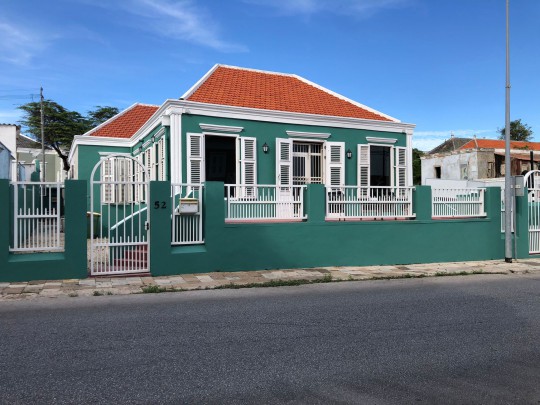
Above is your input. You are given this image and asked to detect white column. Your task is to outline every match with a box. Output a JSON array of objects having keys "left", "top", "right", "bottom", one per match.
[
  {"left": 406, "top": 129, "right": 414, "bottom": 186},
  {"left": 168, "top": 113, "right": 182, "bottom": 184}
]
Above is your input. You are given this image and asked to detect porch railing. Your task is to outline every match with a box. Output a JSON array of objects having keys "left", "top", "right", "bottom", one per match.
[
  {"left": 225, "top": 184, "right": 307, "bottom": 221},
  {"left": 326, "top": 186, "right": 415, "bottom": 220},
  {"left": 432, "top": 188, "right": 486, "bottom": 218},
  {"left": 171, "top": 183, "right": 204, "bottom": 245},
  {"left": 10, "top": 181, "right": 64, "bottom": 252}
]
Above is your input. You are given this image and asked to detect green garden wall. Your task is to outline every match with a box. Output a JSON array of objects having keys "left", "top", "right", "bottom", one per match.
[
  {"left": 149, "top": 182, "right": 523, "bottom": 276},
  {"left": 0, "top": 179, "right": 87, "bottom": 282}
]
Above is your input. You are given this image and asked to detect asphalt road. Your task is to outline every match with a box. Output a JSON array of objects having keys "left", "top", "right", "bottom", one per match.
[{"left": 1, "top": 274, "right": 539, "bottom": 404}]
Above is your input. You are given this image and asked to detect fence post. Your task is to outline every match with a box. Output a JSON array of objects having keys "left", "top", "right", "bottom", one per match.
[
  {"left": 64, "top": 180, "right": 89, "bottom": 279},
  {"left": 149, "top": 181, "right": 172, "bottom": 275},
  {"left": 514, "top": 189, "right": 529, "bottom": 259},
  {"left": 413, "top": 185, "right": 432, "bottom": 221},
  {"left": 0, "top": 179, "right": 9, "bottom": 266}
]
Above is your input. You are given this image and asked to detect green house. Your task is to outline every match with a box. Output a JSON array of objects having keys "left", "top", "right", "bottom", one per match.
[{"left": 70, "top": 64, "right": 415, "bottom": 199}]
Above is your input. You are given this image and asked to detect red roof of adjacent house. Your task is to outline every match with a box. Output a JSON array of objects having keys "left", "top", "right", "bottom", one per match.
[
  {"left": 89, "top": 104, "right": 159, "bottom": 138},
  {"left": 185, "top": 65, "right": 395, "bottom": 122},
  {"left": 460, "top": 139, "right": 540, "bottom": 151}
]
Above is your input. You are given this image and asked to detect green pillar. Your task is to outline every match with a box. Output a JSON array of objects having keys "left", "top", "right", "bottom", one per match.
[
  {"left": 64, "top": 180, "right": 89, "bottom": 279},
  {"left": 413, "top": 186, "right": 432, "bottom": 221},
  {"left": 149, "top": 181, "right": 172, "bottom": 275},
  {"left": 0, "top": 179, "right": 9, "bottom": 266},
  {"left": 306, "top": 184, "right": 325, "bottom": 223}
]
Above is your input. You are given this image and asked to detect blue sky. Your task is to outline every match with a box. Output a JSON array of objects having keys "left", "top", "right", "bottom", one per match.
[{"left": 1, "top": 0, "right": 539, "bottom": 151}]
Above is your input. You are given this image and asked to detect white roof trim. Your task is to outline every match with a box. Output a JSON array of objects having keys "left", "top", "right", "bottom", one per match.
[
  {"left": 181, "top": 64, "right": 220, "bottom": 100},
  {"left": 199, "top": 123, "right": 244, "bottom": 133},
  {"left": 69, "top": 98, "right": 415, "bottom": 160},
  {"left": 366, "top": 137, "right": 398, "bottom": 144},
  {"left": 286, "top": 130, "right": 330, "bottom": 139}
]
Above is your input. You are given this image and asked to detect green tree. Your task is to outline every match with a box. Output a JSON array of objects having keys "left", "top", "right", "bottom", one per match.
[
  {"left": 18, "top": 101, "right": 118, "bottom": 172},
  {"left": 412, "top": 148, "right": 423, "bottom": 185},
  {"left": 87, "top": 106, "right": 119, "bottom": 127},
  {"left": 498, "top": 119, "right": 534, "bottom": 142}
]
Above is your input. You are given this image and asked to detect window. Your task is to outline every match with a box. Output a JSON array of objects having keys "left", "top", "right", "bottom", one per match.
[
  {"left": 292, "top": 142, "right": 323, "bottom": 185},
  {"left": 100, "top": 156, "right": 133, "bottom": 204},
  {"left": 435, "top": 166, "right": 441, "bottom": 179}
]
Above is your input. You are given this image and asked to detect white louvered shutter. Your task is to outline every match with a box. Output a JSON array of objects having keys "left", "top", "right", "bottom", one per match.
[
  {"left": 101, "top": 157, "right": 114, "bottom": 203},
  {"left": 276, "top": 138, "right": 293, "bottom": 189},
  {"left": 395, "top": 147, "right": 407, "bottom": 187},
  {"left": 145, "top": 148, "right": 153, "bottom": 181},
  {"left": 187, "top": 133, "right": 203, "bottom": 184},
  {"left": 357, "top": 144, "right": 370, "bottom": 198},
  {"left": 325, "top": 142, "right": 345, "bottom": 187},
  {"left": 158, "top": 137, "right": 166, "bottom": 181},
  {"left": 241, "top": 137, "right": 257, "bottom": 197}
]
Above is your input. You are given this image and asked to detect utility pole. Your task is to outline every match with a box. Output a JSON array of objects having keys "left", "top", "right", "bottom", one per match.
[
  {"left": 40, "top": 87, "right": 46, "bottom": 182},
  {"left": 504, "top": 0, "right": 512, "bottom": 262}
]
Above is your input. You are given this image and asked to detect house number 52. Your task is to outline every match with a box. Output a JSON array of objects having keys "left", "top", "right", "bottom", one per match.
[{"left": 154, "top": 201, "right": 167, "bottom": 209}]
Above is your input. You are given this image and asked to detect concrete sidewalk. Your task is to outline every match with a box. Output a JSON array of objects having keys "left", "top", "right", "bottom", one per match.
[{"left": 1, "top": 259, "right": 540, "bottom": 301}]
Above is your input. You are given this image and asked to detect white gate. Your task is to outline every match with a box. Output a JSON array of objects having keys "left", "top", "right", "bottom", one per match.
[
  {"left": 89, "top": 155, "right": 149, "bottom": 275},
  {"left": 524, "top": 170, "right": 540, "bottom": 254}
]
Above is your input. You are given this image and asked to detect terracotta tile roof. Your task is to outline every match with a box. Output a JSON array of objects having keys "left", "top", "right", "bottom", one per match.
[
  {"left": 185, "top": 65, "right": 395, "bottom": 122},
  {"left": 89, "top": 104, "right": 159, "bottom": 138},
  {"left": 460, "top": 139, "right": 540, "bottom": 151}
]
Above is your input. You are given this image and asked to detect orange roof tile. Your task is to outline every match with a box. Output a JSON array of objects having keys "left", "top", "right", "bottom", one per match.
[
  {"left": 185, "top": 65, "right": 394, "bottom": 122},
  {"left": 89, "top": 104, "right": 159, "bottom": 138},
  {"left": 460, "top": 139, "right": 540, "bottom": 151}
]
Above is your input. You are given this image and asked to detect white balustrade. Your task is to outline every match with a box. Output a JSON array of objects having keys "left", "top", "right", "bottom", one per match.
[
  {"left": 432, "top": 188, "right": 486, "bottom": 218},
  {"left": 171, "top": 184, "right": 204, "bottom": 245},
  {"left": 225, "top": 184, "right": 306, "bottom": 221},
  {"left": 326, "top": 186, "right": 414, "bottom": 220}
]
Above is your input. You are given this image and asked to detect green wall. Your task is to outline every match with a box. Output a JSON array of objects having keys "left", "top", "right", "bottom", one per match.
[
  {"left": 0, "top": 180, "right": 87, "bottom": 282},
  {"left": 181, "top": 114, "right": 406, "bottom": 185},
  {"left": 149, "top": 182, "right": 523, "bottom": 276}
]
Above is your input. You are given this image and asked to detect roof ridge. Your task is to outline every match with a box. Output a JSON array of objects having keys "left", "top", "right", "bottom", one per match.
[
  {"left": 292, "top": 74, "right": 399, "bottom": 123},
  {"left": 84, "top": 103, "right": 158, "bottom": 137}
]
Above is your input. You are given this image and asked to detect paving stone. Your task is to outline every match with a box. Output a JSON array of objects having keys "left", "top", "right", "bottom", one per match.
[
  {"left": 196, "top": 275, "right": 214, "bottom": 283},
  {"left": 5, "top": 288, "right": 24, "bottom": 294},
  {"left": 9, "top": 284, "right": 28, "bottom": 288},
  {"left": 0, "top": 283, "right": 10, "bottom": 288}
]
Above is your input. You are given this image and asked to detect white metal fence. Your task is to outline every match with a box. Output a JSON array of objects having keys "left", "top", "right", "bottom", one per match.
[
  {"left": 225, "top": 184, "right": 307, "bottom": 221},
  {"left": 432, "top": 188, "right": 486, "bottom": 218},
  {"left": 10, "top": 182, "right": 64, "bottom": 252},
  {"left": 171, "top": 184, "right": 204, "bottom": 245},
  {"left": 326, "top": 186, "right": 414, "bottom": 220}
]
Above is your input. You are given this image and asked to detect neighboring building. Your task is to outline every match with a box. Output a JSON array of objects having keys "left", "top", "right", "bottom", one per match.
[
  {"left": 69, "top": 64, "right": 415, "bottom": 203},
  {"left": 0, "top": 140, "right": 15, "bottom": 180},
  {"left": 421, "top": 136, "right": 540, "bottom": 187},
  {"left": 0, "top": 124, "right": 65, "bottom": 181}
]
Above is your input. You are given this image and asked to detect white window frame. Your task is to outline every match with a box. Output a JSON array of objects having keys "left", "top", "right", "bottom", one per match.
[{"left": 290, "top": 139, "right": 324, "bottom": 185}]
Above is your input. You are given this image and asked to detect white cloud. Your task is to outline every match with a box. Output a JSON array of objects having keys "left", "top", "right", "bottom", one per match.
[
  {"left": 0, "top": 21, "right": 49, "bottom": 66},
  {"left": 84, "top": 0, "right": 246, "bottom": 52},
  {"left": 244, "top": 0, "right": 413, "bottom": 17}
]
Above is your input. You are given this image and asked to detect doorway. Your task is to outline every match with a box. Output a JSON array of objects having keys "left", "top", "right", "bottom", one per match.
[
  {"left": 205, "top": 135, "right": 237, "bottom": 184},
  {"left": 370, "top": 145, "right": 391, "bottom": 186}
]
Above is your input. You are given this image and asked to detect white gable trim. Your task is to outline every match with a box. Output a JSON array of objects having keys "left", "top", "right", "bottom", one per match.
[
  {"left": 181, "top": 64, "right": 221, "bottom": 100},
  {"left": 366, "top": 137, "right": 398, "bottom": 144},
  {"left": 286, "top": 130, "right": 330, "bottom": 139},
  {"left": 199, "top": 123, "right": 244, "bottom": 133}
]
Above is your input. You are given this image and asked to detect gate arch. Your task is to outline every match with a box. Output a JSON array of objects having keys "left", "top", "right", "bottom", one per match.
[{"left": 89, "top": 154, "right": 149, "bottom": 275}]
